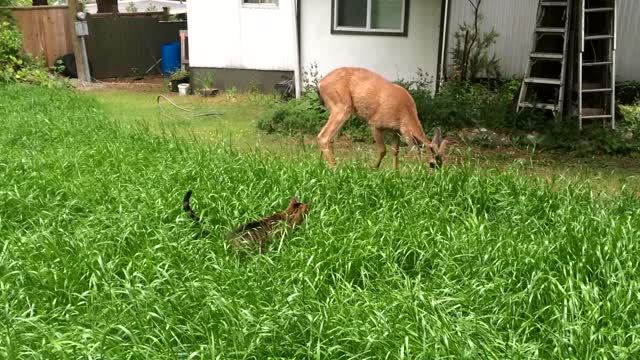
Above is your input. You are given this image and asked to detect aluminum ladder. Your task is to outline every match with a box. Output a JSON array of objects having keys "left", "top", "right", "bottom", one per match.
[
  {"left": 578, "top": 0, "right": 617, "bottom": 129},
  {"left": 517, "top": 1, "right": 571, "bottom": 120}
]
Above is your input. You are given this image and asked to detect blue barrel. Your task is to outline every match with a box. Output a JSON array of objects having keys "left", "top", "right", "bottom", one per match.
[{"left": 161, "top": 42, "right": 181, "bottom": 75}]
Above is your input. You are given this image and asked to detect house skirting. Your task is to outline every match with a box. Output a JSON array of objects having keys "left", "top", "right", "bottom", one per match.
[{"left": 190, "top": 67, "right": 293, "bottom": 93}]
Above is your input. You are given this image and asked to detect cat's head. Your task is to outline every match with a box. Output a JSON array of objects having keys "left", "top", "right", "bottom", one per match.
[{"left": 286, "top": 197, "right": 310, "bottom": 225}]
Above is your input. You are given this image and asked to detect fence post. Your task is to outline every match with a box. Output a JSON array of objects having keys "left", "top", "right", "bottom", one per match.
[{"left": 67, "top": 0, "right": 90, "bottom": 82}]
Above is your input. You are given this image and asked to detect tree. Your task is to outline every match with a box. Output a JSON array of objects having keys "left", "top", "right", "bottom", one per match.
[
  {"left": 450, "top": 0, "right": 501, "bottom": 81},
  {"left": 96, "top": 0, "right": 118, "bottom": 13}
]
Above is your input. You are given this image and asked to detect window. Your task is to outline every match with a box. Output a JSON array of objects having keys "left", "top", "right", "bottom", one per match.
[
  {"left": 332, "top": 0, "right": 409, "bottom": 36},
  {"left": 243, "top": 0, "right": 278, "bottom": 8}
]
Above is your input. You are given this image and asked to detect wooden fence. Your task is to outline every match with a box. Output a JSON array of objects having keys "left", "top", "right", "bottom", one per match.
[
  {"left": 86, "top": 16, "right": 187, "bottom": 78},
  {"left": 2, "top": 6, "right": 73, "bottom": 67}
]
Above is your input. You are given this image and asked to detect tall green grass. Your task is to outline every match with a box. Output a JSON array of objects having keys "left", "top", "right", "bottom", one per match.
[{"left": 1, "top": 85, "right": 640, "bottom": 359}]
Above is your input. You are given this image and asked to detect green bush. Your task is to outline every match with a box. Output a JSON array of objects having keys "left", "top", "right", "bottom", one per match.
[
  {"left": 258, "top": 68, "right": 526, "bottom": 142},
  {"left": 619, "top": 104, "right": 640, "bottom": 136},
  {"left": 256, "top": 90, "right": 371, "bottom": 141},
  {"left": 617, "top": 81, "right": 640, "bottom": 105},
  {"left": 0, "top": 13, "right": 67, "bottom": 87}
]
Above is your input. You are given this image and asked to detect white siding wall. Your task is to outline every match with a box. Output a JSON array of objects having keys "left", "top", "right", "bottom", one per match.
[
  {"left": 300, "top": 0, "right": 443, "bottom": 87},
  {"left": 187, "top": 0, "right": 295, "bottom": 71},
  {"left": 447, "top": 0, "right": 537, "bottom": 78},
  {"left": 447, "top": 0, "right": 640, "bottom": 81},
  {"left": 615, "top": 0, "right": 640, "bottom": 82}
]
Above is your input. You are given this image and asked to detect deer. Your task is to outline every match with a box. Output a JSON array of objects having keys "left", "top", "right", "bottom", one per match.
[{"left": 316, "top": 67, "right": 447, "bottom": 170}]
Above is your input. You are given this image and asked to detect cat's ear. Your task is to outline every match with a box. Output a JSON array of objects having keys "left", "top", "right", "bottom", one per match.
[{"left": 287, "top": 197, "right": 298, "bottom": 211}]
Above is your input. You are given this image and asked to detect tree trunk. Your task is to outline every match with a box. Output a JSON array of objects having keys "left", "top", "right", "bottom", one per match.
[
  {"left": 32, "top": 0, "right": 48, "bottom": 5},
  {"left": 96, "top": 0, "right": 118, "bottom": 13}
]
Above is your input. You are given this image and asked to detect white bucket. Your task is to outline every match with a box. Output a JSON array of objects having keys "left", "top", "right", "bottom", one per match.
[{"left": 178, "top": 83, "right": 190, "bottom": 96}]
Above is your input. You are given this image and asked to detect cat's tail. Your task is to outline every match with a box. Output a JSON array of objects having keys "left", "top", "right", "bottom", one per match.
[{"left": 183, "top": 190, "right": 201, "bottom": 222}]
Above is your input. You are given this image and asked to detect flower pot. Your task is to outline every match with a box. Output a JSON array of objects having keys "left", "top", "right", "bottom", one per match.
[
  {"left": 170, "top": 77, "right": 190, "bottom": 92},
  {"left": 178, "top": 83, "right": 190, "bottom": 96}
]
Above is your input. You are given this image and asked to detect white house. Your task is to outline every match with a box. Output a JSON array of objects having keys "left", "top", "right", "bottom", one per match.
[
  {"left": 186, "top": 0, "right": 449, "bottom": 93},
  {"left": 446, "top": 0, "right": 640, "bottom": 82}
]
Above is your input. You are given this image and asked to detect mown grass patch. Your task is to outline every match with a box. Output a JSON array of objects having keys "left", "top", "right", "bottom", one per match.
[{"left": 2, "top": 85, "right": 640, "bottom": 358}]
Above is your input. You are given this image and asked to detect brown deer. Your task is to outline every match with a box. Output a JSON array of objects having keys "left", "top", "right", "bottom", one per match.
[{"left": 316, "top": 67, "right": 447, "bottom": 169}]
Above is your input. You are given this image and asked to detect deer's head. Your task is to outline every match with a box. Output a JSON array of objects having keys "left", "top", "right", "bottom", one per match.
[{"left": 429, "top": 128, "right": 448, "bottom": 168}]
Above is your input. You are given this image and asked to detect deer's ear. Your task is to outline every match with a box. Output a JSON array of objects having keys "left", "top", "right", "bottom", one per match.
[
  {"left": 437, "top": 139, "right": 448, "bottom": 158},
  {"left": 432, "top": 127, "right": 442, "bottom": 147}
]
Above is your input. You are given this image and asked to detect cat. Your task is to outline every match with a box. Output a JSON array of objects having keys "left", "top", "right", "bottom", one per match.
[{"left": 182, "top": 190, "right": 309, "bottom": 254}]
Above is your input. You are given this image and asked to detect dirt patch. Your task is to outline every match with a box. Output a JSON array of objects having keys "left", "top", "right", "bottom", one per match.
[{"left": 73, "top": 75, "right": 167, "bottom": 92}]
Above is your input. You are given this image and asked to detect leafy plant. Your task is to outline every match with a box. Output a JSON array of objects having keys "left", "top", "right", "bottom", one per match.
[
  {"left": 616, "top": 81, "right": 640, "bottom": 105},
  {"left": 201, "top": 73, "right": 215, "bottom": 89},
  {"left": 0, "top": 17, "right": 67, "bottom": 88},
  {"left": 225, "top": 86, "right": 239, "bottom": 101},
  {"left": 169, "top": 68, "right": 189, "bottom": 81},
  {"left": 450, "top": 0, "right": 501, "bottom": 81},
  {"left": 126, "top": 1, "right": 138, "bottom": 13}
]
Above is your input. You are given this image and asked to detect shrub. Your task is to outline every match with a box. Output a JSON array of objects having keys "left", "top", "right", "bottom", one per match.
[
  {"left": 449, "top": 0, "right": 501, "bottom": 81},
  {"left": 617, "top": 81, "right": 640, "bottom": 105},
  {"left": 0, "top": 12, "right": 67, "bottom": 88},
  {"left": 394, "top": 72, "right": 523, "bottom": 132},
  {"left": 256, "top": 90, "right": 371, "bottom": 141},
  {"left": 619, "top": 104, "right": 640, "bottom": 137},
  {"left": 257, "top": 69, "right": 526, "bottom": 142}
]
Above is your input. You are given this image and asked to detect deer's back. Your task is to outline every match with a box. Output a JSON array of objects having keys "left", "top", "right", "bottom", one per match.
[{"left": 319, "top": 67, "right": 418, "bottom": 129}]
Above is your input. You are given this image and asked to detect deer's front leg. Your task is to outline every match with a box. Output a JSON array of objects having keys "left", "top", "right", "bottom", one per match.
[
  {"left": 317, "top": 108, "right": 351, "bottom": 167},
  {"left": 390, "top": 132, "right": 400, "bottom": 170}
]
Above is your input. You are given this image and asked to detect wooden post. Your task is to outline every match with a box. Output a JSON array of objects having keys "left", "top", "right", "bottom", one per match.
[{"left": 67, "top": 0, "right": 90, "bottom": 82}]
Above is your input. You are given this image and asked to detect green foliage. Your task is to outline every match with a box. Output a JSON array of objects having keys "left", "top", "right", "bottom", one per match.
[
  {"left": 619, "top": 104, "right": 640, "bottom": 136},
  {"left": 450, "top": 0, "right": 501, "bottom": 81},
  {"left": 412, "top": 77, "right": 522, "bottom": 132},
  {"left": 126, "top": 1, "right": 138, "bottom": 12},
  {"left": 256, "top": 90, "right": 370, "bottom": 141},
  {"left": 616, "top": 81, "right": 640, "bottom": 105},
  {"left": 0, "top": 0, "right": 31, "bottom": 6},
  {"left": 2, "top": 84, "right": 640, "bottom": 358},
  {"left": 258, "top": 68, "right": 525, "bottom": 142},
  {"left": 169, "top": 68, "right": 189, "bottom": 80},
  {"left": 0, "top": 17, "right": 67, "bottom": 87}
]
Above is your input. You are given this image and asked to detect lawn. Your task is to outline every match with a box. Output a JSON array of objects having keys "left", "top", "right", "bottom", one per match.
[
  {"left": 87, "top": 84, "right": 640, "bottom": 196},
  {"left": 2, "top": 84, "right": 640, "bottom": 358}
]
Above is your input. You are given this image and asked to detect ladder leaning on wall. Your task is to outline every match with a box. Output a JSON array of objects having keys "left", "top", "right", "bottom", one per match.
[
  {"left": 577, "top": 0, "right": 617, "bottom": 129},
  {"left": 517, "top": 1, "right": 571, "bottom": 120}
]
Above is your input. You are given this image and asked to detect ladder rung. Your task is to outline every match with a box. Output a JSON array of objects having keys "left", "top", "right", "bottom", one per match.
[
  {"left": 582, "top": 115, "right": 612, "bottom": 119},
  {"left": 582, "top": 88, "right": 612, "bottom": 93},
  {"left": 525, "top": 77, "right": 562, "bottom": 85},
  {"left": 519, "top": 102, "right": 557, "bottom": 111},
  {"left": 536, "top": 27, "right": 566, "bottom": 34},
  {"left": 530, "top": 52, "right": 564, "bottom": 60},
  {"left": 541, "top": 1, "right": 568, "bottom": 6},
  {"left": 582, "top": 61, "right": 613, "bottom": 67},
  {"left": 585, "top": 7, "right": 614, "bottom": 12},
  {"left": 585, "top": 35, "right": 614, "bottom": 40}
]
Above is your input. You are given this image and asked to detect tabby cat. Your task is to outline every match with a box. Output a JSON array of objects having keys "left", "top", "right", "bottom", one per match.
[{"left": 183, "top": 190, "right": 309, "bottom": 253}]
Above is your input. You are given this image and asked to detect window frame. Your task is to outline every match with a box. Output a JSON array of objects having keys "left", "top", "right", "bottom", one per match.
[
  {"left": 242, "top": 0, "right": 279, "bottom": 9},
  {"left": 331, "top": 0, "right": 410, "bottom": 37}
]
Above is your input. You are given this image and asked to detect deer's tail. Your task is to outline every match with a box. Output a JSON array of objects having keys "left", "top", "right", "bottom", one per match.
[{"left": 183, "top": 190, "right": 201, "bottom": 223}]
